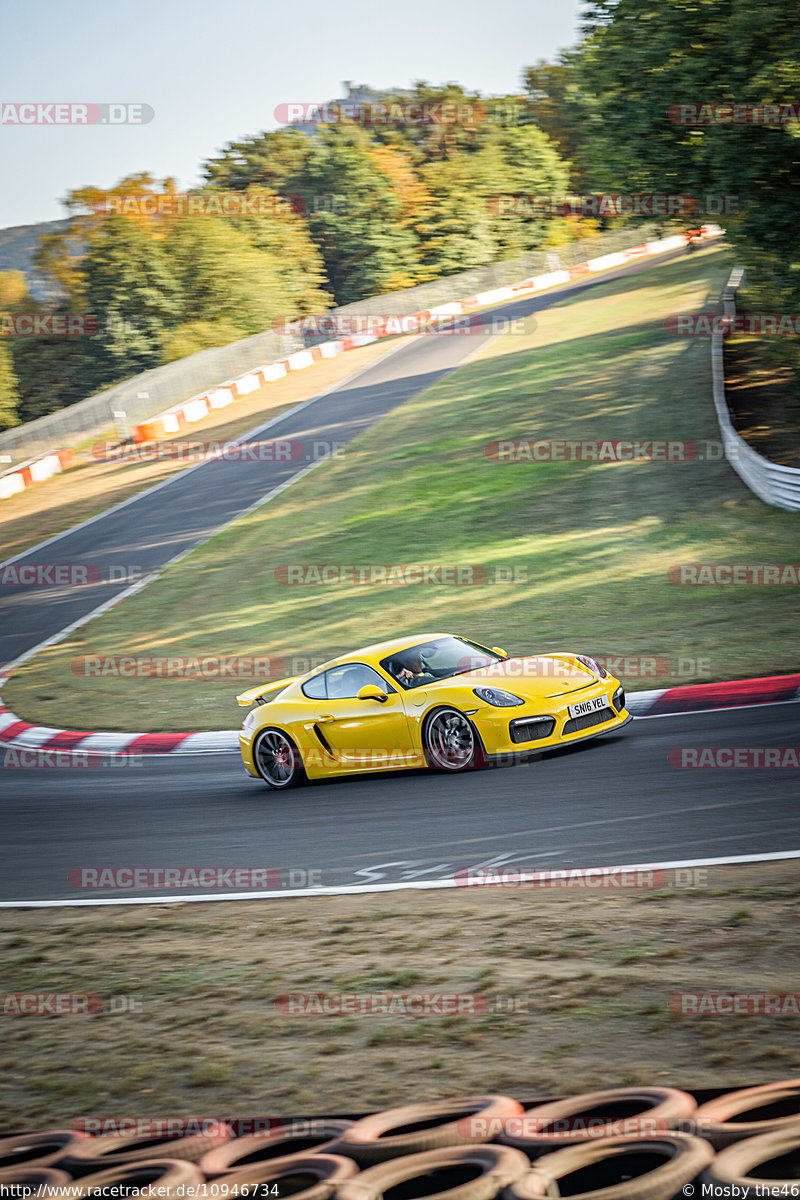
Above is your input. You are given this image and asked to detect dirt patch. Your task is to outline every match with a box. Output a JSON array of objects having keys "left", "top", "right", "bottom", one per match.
[
  {"left": 724, "top": 336, "right": 800, "bottom": 467},
  {"left": 0, "top": 860, "right": 797, "bottom": 1128}
]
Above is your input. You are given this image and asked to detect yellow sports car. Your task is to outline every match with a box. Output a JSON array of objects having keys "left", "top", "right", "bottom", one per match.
[{"left": 238, "top": 633, "right": 631, "bottom": 789}]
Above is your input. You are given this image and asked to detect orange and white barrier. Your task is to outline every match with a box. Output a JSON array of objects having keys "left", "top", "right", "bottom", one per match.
[{"left": 0, "top": 448, "right": 75, "bottom": 501}]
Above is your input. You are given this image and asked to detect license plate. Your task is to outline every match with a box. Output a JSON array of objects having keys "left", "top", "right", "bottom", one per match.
[{"left": 568, "top": 695, "right": 608, "bottom": 720}]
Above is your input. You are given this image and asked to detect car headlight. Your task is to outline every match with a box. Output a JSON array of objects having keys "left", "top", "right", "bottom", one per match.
[
  {"left": 473, "top": 687, "right": 524, "bottom": 707},
  {"left": 576, "top": 654, "right": 608, "bottom": 678}
]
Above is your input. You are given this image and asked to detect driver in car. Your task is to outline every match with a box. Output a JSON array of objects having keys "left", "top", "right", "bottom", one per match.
[{"left": 393, "top": 650, "right": 436, "bottom": 688}]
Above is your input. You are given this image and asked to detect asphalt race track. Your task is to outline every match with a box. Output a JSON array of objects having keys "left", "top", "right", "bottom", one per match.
[
  {"left": 2, "top": 246, "right": 797, "bottom": 905},
  {"left": 1, "top": 705, "right": 798, "bottom": 902}
]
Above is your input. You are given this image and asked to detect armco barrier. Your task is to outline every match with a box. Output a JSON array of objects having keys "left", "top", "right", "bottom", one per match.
[
  {"left": 712, "top": 268, "right": 800, "bottom": 511},
  {"left": 1, "top": 224, "right": 716, "bottom": 500}
]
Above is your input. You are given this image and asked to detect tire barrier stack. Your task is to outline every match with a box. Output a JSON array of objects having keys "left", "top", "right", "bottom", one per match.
[{"left": 0, "top": 1079, "right": 797, "bottom": 1199}]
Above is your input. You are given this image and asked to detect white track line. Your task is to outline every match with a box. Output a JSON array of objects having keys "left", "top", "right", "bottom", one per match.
[
  {"left": 1, "top": 850, "right": 798, "bottom": 909},
  {"left": 633, "top": 696, "right": 800, "bottom": 719}
]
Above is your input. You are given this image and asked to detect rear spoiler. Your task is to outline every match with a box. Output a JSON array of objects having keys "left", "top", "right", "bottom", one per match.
[{"left": 236, "top": 676, "right": 300, "bottom": 708}]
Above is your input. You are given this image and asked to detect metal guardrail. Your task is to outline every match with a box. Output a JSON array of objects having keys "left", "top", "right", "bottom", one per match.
[
  {"left": 0, "top": 223, "right": 668, "bottom": 468},
  {"left": 712, "top": 268, "right": 800, "bottom": 511}
]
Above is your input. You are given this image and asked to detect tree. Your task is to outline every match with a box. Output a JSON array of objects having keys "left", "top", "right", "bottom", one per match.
[
  {"left": 578, "top": 0, "right": 800, "bottom": 338},
  {"left": 299, "top": 125, "right": 420, "bottom": 303},
  {"left": 79, "top": 213, "right": 182, "bottom": 390},
  {"left": 0, "top": 336, "right": 21, "bottom": 430},
  {"left": 478, "top": 123, "right": 573, "bottom": 257},
  {"left": 523, "top": 54, "right": 594, "bottom": 191},
  {"left": 227, "top": 187, "right": 333, "bottom": 316},
  {"left": 419, "top": 153, "right": 499, "bottom": 275},
  {"left": 203, "top": 130, "right": 312, "bottom": 193}
]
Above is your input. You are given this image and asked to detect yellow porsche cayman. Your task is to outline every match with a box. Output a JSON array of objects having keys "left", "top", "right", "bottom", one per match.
[{"left": 238, "top": 633, "right": 632, "bottom": 789}]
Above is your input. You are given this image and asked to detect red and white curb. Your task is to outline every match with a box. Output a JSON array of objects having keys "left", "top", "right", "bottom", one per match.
[
  {"left": 626, "top": 672, "right": 800, "bottom": 716},
  {"left": 0, "top": 228, "right": 720, "bottom": 504},
  {"left": 1, "top": 672, "right": 797, "bottom": 759}
]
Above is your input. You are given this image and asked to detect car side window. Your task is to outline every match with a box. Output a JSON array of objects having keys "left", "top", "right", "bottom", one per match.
[
  {"left": 301, "top": 674, "right": 327, "bottom": 699},
  {"left": 325, "top": 663, "right": 395, "bottom": 700}
]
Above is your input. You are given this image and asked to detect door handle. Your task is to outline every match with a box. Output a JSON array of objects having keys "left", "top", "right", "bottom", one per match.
[{"left": 317, "top": 714, "right": 335, "bottom": 723}]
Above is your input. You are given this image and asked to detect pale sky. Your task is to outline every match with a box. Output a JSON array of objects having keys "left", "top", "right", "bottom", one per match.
[{"left": 1, "top": 0, "right": 583, "bottom": 229}]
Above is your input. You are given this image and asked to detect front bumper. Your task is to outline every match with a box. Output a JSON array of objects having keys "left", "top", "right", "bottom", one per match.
[
  {"left": 472, "top": 676, "right": 628, "bottom": 755},
  {"left": 484, "top": 710, "right": 633, "bottom": 765}
]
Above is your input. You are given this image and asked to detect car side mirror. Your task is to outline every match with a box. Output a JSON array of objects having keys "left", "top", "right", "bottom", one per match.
[
  {"left": 357, "top": 685, "right": 388, "bottom": 703},
  {"left": 491, "top": 647, "right": 508, "bottom": 658}
]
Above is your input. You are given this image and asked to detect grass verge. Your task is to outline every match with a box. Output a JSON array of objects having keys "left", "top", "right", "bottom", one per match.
[
  {"left": 0, "top": 860, "right": 797, "bottom": 1126},
  {"left": 8, "top": 242, "right": 800, "bottom": 732}
]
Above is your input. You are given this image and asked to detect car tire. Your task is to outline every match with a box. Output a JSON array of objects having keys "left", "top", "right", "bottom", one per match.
[
  {"left": 423, "top": 708, "right": 485, "bottom": 772},
  {"left": 220, "top": 1153, "right": 358, "bottom": 1199},
  {"left": 200, "top": 1121, "right": 354, "bottom": 1176},
  {"left": 337, "top": 1145, "right": 533, "bottom": 1200},
  {"left": 700, "top": 1127, "right": 800, "bottom": 1192},
  {"left": 60, "top": 1123, "right": 233, "bottom": 1174},
  {"left": 691, "top": 1079, "right": 800, "bottom": 1148},
  {"left": 505, "top": 1133, "right": 714, "bottom": 1200},
  {"left": 60, "top": 1160, "right": 204, "bottom": 1195},
  {"left": 331, "top": 1096, "right": 523, "bottom": 1164},
  {"left": 0, "top": 1131, "right": 86, "bottom": 1172},
  {"left": 253, "top": 728, "right": 308, "bottom": 790},
  {"left": 499, "top": 1087, "right": 697, "bottom": 1154}
]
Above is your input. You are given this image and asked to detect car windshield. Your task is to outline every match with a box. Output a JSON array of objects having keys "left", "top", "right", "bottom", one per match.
[{"left": 380, "top": 636, "right": 503, "bottom": 689}]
